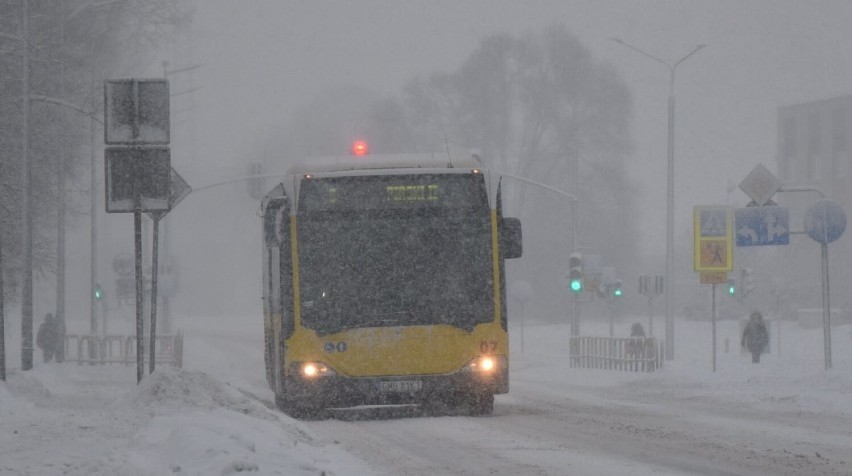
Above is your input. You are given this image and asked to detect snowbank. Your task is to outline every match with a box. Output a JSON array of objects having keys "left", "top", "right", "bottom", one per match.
[{"left": 0, "top": 365, "right": 374, "bottom": 475}]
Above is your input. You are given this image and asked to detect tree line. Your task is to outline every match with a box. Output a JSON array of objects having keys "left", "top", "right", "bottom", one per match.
[
  {"left": 269, "top": 25, "right": 640, "bottom": 315},
  {"left": 0, "top": 0, "right": 189, "bottom": 333}
]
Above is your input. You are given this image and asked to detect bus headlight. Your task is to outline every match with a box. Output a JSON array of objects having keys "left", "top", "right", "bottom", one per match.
[
  {"left": 463, "top": 355, "right": 506, "bottom": 373},
  {"left": 295, "top": 361, "right": 336, "bottom": 379}
]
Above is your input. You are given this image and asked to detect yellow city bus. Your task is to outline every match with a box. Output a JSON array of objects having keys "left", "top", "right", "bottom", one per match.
[{"left": 261, "top": 147, "right": 522, "bottom": 416}]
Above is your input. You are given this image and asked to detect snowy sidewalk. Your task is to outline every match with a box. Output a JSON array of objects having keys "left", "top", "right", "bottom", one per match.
[{"left": 0, "top": 364, "right": 374, "bottom": 475}]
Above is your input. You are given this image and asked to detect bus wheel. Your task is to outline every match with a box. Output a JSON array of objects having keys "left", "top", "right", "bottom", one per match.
[
  {"left": 467, "top": 393, "right": 494, "bottom": 416},
  {"left": 274, "top": 393, "right": 291, "bottom": 412},
  {"left": 275, "top": 395, "right": 325, "bottom": 420}
]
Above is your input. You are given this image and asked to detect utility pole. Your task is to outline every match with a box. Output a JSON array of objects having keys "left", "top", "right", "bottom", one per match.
[
  {"left": 21, "top": 0, "right": 34, "bottom": 371},
  {"left": 571, "top": 150, "right": 579, "bottom": 336},
  {"left": 55, "top": 0, "right": 68, "bottom": 362},
  {"left": 610, "top": 38, "right": 707, "bottom": 360},
  {"left": 1, "top": 231, "right": 5, "bottom": 381},
  {"left": 90, "top": 115, "right": 98, "bottom": 339}
]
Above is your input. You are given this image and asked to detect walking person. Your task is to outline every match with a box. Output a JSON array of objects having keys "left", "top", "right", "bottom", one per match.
[
  {"left": 36, "top": 313, "right": 58, "bottom": 363},
  {"left": 626, "top": 322, "right": 646, "bottom": 361},
  {"left": 630, "top": 322, "right": 646, "bottom": 338},
  {"left": 741, "top": 311, "right": 769, "bottom": 363}
]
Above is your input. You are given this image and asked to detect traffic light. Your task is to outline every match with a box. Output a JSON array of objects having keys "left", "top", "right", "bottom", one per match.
[
  {"left": 741, "top": 267, "right": 755, "bottom": 297},
  {"left": 94, "top": 283, "right": 104, "bottom": 301},
  {"left": 612, "top": 279, "right": 623, "bottom": 298},
  {"left": 727, "top": 278, "right": 736, "bottom": 296},
  {"left": 568, "top": 252, "right": 583, "bottom": 293}
]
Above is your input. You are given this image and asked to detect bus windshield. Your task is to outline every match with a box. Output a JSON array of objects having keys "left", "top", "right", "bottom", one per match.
[{"left": 297, "top": 174, "right": 493, "bottom": 335}]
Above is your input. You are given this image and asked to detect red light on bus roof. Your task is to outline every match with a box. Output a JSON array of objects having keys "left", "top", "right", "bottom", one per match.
[{"left": 351, "top": 140, "right": 369, "bottom": 156}]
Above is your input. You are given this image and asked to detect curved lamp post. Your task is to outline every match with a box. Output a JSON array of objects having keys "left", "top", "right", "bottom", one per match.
[{"left": 611, "top": 38, "right": 707, "bottom": 360}]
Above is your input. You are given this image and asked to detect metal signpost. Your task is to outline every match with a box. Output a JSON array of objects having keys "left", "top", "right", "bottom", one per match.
[
  {"left": 146, "top": 169, "right": 191, "bottom": 373},
  {"left": 694, "top": 206, "right": 733, "bottom": 372},
  {"left": 735, "top": 164, "right": 845, "bottom": 370},
  {"left": 104, "top": 78, "right": 183, "bottom": 384},
  {"left": 803, "top": 199, "right": 846, "bottom": 370}
]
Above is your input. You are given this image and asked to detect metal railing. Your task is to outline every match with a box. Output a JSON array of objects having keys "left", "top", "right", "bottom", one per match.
[
  {"left": 62, "top": 331, "right": 183, "bottom": 368},
  {"left": 569, "top": 336, "right": 663, "bottom": 372}
]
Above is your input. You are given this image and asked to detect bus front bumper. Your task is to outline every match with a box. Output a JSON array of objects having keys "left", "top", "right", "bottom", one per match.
[{"left": 282, "top": 366, "right": 508, "bottom": 409}]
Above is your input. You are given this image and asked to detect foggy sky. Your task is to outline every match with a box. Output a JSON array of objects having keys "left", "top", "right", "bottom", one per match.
[
  {"left": 183, "top": 0, "right": 852, "bottom": 250},
  {"left": 74, "top": 0, "right": 852, "bottom": 318}
]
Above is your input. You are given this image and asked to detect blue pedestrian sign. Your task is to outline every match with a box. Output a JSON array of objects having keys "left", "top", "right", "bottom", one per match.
[{"left": 735, "top": 206, "right": 789, "bottom": 246}]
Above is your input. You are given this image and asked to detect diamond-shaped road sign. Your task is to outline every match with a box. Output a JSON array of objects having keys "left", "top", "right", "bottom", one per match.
[
  {"left": 739, "top": 164, "right": 783, "bottom": 207},
  {"left": 148, "top": 168, "right": 192, "bottom": 221}
]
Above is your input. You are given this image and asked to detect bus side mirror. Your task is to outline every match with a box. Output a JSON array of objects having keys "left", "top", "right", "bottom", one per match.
[
  {"left": 501, "top": 217, "right": 523, "bottom": 259},
  {"left": 263, "top": 198, "right": 288, "bottom": 245}
]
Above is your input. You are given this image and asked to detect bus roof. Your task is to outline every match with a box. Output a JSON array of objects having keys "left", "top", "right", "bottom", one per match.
[{"left": 285, "top": 151, "right": 482, "bottom": 176}]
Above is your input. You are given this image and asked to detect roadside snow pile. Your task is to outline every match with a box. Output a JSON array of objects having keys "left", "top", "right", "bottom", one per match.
[
  {"left": 1, "top": 364, "right": 372, "bottom": 475},
  {"left": 0, "top": 369, "right": 50, "bottom": 415},
  {"left": 128, "top": 407, "right": 336, "bottom": 475},
  {"left": 0, "top": 378, "right": 31, "bottom": 417},
  {"left": 121, "top": 366, "right": 374, "bottom": 475},
  {"left": 123, "top": 365, "right": 275, "bottom": 421}
]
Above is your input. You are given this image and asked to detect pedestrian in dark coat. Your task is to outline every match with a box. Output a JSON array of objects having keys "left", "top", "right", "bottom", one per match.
[
  {"left": 630, "top": 322, "right": 646, "bottom": 338},
  {"left": 36, "top": 313, "right": 57, "bottom": 363},
  {"left": 741, "top": 311, "right": 769, "bottom": 363},
  {"left": 626, "top": 322, "right": 646, "bottom": 358}
]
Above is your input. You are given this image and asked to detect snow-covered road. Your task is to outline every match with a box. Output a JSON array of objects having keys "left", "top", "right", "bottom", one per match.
[
  {"left": 3, "top": 313, "right": 852, "bottom": 475},
  {"left": 308, "top": 334, "right": 852, "bottom": 476}
]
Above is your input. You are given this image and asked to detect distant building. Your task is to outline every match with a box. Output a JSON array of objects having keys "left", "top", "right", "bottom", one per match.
[
  {"left": 777, "top": 95, "right": 852, "bottom": 185},
  {"left": 775, "top": 95, "right": 852, "bottom": 318}
]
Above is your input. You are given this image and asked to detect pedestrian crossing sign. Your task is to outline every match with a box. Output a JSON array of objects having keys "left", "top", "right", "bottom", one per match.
[{"left": 694, "top": 206, "right": 733, "bottom": 271}]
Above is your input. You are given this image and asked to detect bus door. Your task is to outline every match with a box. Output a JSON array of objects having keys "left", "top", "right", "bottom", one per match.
[{"left": 263, "top": 191, "right": 292, "bottom": 394}]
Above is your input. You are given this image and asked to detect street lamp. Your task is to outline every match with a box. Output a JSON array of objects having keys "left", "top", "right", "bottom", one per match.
[{"left": 610, "top": 38, "right": 707, "bottom": 361}]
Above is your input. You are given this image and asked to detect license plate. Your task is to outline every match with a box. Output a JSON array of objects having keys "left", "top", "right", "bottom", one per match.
[{"left": 379, "top": 380, "right": 422, "bottom": 393}]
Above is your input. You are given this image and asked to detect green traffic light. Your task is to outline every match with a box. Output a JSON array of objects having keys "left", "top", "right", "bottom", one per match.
[
  {"left": 570, "top": 280, "right": 583, "bottom": 293},
  {"left": 94, "top": 287, "right": 103, "bottom": 301},
  {"left": 613, "top": 288, "right": 622, "bottom": 297},
  {"left": 728, "top": 285, "right": 735, "bottom": 295}
]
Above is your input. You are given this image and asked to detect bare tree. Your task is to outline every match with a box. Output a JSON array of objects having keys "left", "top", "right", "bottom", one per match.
[
  {"left": 0, "top": 0, "right": 190, "bottom": 282},
  {"left": 370, "top": 26, "right": 638, "bottom": 266},
  {"left": 0, "top": 0, "right": 190, "bottom": 369}
]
